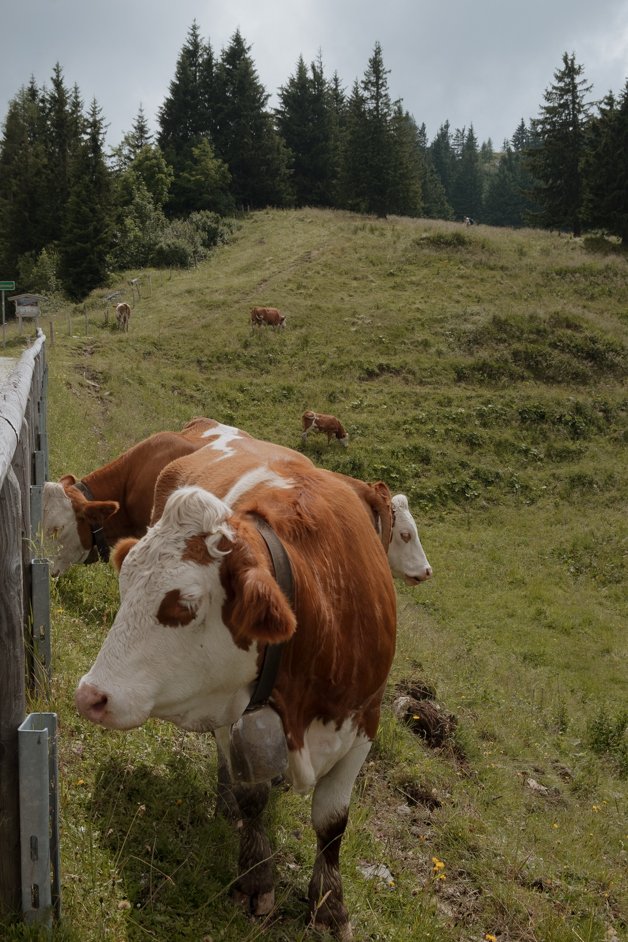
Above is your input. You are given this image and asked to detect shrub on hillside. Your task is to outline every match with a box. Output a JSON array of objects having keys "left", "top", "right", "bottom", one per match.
[{"left": 151, "top": 237, "right": 193, "bottom": 269}]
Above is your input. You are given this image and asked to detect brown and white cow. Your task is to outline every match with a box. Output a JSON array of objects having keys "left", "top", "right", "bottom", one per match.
[
  {"left": 115, "top": 302, "right": 131, "bottom": 331},
  {"left": 42, "top": 428, "right": 209, "bottom": 575},
  {"left": 181, "top": 418, "right": 431, "bottom": 584},
  {"left": 76, "top": 445, "right": 397, "bottom": 938},
  {"left": 302, "top": 410, "right": 349, "bottom": 447},
  {"left": 250, "top": 306, "right": 286, "bottom": 328}
]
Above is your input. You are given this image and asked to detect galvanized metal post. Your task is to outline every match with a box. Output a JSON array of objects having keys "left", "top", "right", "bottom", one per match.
[
  {"left": 18, "top": 713, "right": 60, "bottom": 926},
  {"left": 30, "top": 558, "right": 51, "bottom": 694}
]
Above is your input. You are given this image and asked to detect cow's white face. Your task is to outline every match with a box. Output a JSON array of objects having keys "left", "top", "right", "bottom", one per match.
[
  {"left": 75, "top": 486, "right": 297, "bottom": 733},
  {"left": 76, "top": 488, "right": 256, "bottom": 731},
  {"left": 388, "top": 495, "right": 432, "bottom": 585},
  {"left": 43, "top": 482, "right": 89, "bottom": 575}
]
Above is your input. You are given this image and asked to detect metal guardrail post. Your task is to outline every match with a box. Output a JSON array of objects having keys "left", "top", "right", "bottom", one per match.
[
  {"left": 31, "top": 558, "right": 51, "bottom": 693},
  {"left": 18, "top": 712, "right": 61, "bottom": 926},
  {"left": 30, "top": 484, "right": 43, "bottom": 542}
]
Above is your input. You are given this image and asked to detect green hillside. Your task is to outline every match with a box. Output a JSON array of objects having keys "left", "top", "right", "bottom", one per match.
[{"left": 5, "top": 209, "right": 627, "bottom": 942}]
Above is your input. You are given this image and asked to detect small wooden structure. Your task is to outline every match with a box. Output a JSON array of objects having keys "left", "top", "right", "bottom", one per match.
[{"left": 9, "top": 295, "right": 47, "bottom": 334}]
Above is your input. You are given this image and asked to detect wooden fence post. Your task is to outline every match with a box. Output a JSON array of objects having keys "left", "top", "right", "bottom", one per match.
[
  {"left": 0, "top": 467, "right": 26, "bottom": 919},
  {"left": 0, "top": 331, "right": 50, "bottom": 922}
]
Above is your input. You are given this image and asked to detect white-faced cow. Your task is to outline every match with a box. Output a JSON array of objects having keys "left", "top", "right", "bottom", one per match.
[
  {"left": 115, "top": 302, "right": 131, "bottom": 331},
  {"left": 42, "top": 428, "right": 209, "bottom": 575},
  {"left": 302, "top": 410, "right": 349, "bottom": 447},
  {"left": 329, "top": 473, "right": 432, "bottom": 585},
  {"left": 181, "top": 418, "right": 431, "bottom": 584},
  {"left": 250, "top": 306, "right": 285, "bottom": 328},
  {"left": 76, "top": 443, "right": 397, "bottom": 938}
]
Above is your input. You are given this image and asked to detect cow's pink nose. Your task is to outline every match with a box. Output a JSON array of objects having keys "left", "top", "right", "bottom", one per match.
[
  {"left": 75, "top": 682, "right": 109, "bottom": 722},
  {"left": 404, "top": 568, "right": 432, "bottom": 586}
]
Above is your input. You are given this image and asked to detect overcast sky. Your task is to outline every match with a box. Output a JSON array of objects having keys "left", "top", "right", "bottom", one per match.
[{"left": 2, "top": 0, "right": 627, "bottom": 151}]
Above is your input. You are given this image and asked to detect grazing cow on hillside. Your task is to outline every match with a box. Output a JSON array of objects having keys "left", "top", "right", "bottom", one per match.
[
  {"left": 302, "top": 410, "right": 349, "bottom": 447},
  {"left": 75, "top": 439, "right": 397, "bottom": 938},
  {"left": 250, "top": 306, "right": 286, "bottom": 328},
  {"left": 42, "top": 427, "right": 210, "bottom": 575},
  {"left": 115, "top": 302, "right": 131, "bottom": 331}
]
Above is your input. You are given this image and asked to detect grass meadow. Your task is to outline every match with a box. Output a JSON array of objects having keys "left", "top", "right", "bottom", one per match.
[{"left": 1, "top": 208, "right": 626, "bottom": 942}]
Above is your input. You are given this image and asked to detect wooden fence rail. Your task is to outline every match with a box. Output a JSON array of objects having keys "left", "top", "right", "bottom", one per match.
[{"left": 0, "top": 331, "right": 49, "bottom": 920}]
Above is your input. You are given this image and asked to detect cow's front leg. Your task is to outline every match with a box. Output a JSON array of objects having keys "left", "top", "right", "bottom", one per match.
[
  {"left": 231, "top": 778, "right": 274, "bottom": 915},
  {"left": 214, "top": 730, "right": 274, "bottom": 915},
  {"left": 308, "top": 738, "right": 372, "bottom": 941}
]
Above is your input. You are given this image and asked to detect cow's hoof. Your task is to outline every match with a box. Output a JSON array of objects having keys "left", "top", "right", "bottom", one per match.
[
  {"left": 231, "top": 887, "right": 275, "bottom": 916},
  {"left": 314, "top": 916, "right": 353, "bottom": 941}
]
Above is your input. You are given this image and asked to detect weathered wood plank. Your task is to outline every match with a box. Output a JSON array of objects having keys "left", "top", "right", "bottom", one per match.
[
  {"left": 0, "top": 468, "right": 26, "bottom": 918},
  {"left": 0, "top": 332, "right": 45, "bottom": 487}
]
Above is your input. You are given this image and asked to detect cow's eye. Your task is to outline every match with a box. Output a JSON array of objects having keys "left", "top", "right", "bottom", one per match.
[{"left": 400, "top": 531, "right": 412, "bottom": 544}]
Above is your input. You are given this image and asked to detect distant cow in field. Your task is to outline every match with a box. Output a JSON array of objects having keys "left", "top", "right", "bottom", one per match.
[
  {"left": 302, "top": 410, "right": 349, "bottom": 447},
  {"left": 251, "top": 306, "right": 285, "bottom": 328},
  {"left": 115, "top": 302, "right": 131, "bottom": 331}
]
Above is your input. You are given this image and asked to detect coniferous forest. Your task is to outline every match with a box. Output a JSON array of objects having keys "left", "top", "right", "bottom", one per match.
[{"left": 0, "top": 22, "right": 626, "bottom": 300}]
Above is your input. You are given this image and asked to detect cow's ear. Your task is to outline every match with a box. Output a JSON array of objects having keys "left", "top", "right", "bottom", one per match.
[
  {"left": 368, "top": 481, "right": 392, "bottom": 548},
  {"left": 81, "top": 500, "right": 120, "bottom": 526},
  {"left": 59, "top": 474, "right": 77, "bottom": 487},
  {"left": 112, "top": 537, "right": 139, "bottom": 571},
  {"left": 224, "top": 540, "right": 296, "bottom": 645}
]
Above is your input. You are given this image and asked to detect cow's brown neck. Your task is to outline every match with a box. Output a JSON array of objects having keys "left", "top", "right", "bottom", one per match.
[{"left": 80, "top": 452, "right": 144, "bottom": 540}]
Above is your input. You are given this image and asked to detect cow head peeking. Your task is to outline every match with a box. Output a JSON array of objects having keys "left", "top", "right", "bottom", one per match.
[
  {"left": 43, "top": 477, "right": 119, "bottom": 576},
  {"left": 388, "top": 494, "right": 433, "bottom": 585}
]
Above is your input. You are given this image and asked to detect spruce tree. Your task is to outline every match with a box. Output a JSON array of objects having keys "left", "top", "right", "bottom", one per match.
[
  {"left": 387, "top": 105, "right": 423, "bottom": 217},
  {"left": 0, "top": 82, "right": 49, "bottom": 276},
  {"left": 416, "top": 123, "right": 452, "bottom": 219},
  {"left": 430, "top": 122, "right": 456, "bottom": 204},
  {"left": 59, "top": 99, "right": 113, "bottom": 299},
  {"left": 213, "top": 29, "right": 292, "bottom": 208},
  {"left": 157, "top": 21, "right": 214, "bottom": 162},
  {"left": 276, "top": 54, "right": 335, "bottom": 207},
  {"left": 450, "top": 126, "right": 483, "bottom": 220},
  {"left": 337, "top": 81, "right": 369, "bottom": 212},
  {"left": 360, "top": 42, "right": 394, "bottom": 217},
  {"left": 327, "top": 72, "right": 346, "bottom": 206},
  {"left": 526, "top": 52, "right": 592, "bottom": 236},
  {"left": 41, "top": 64, "right": 83, "bottom": 246},
  {"left": 483, "top": 121, "right": 539, "bottom": 227},
  {"left": 112, "top": 105, "right": 154, "bottom": 171},
  {"left": 157, "top": 22, "right": 218, "bottom": 216},
  {"left": 582, "top": 81, "right": 628, "bottom": 243}
]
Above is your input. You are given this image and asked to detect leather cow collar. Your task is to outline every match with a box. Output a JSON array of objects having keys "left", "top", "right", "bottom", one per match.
[
  {"left": 245, "top": 514, "right": 295, "bottom": 710},
  {"left": 74, "top": 480, "right": 111, "bottom": 564}
]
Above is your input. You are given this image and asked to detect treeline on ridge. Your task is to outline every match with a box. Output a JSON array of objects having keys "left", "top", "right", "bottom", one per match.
[{"left": 0, "top": 21, "right": 626, "bottom": 300}]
